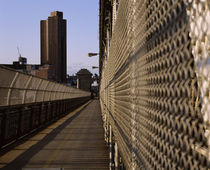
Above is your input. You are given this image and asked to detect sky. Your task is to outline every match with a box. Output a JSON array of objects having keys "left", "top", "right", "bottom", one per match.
[{"left": 0, "top": 0, "right": 99, "bottom": 75}]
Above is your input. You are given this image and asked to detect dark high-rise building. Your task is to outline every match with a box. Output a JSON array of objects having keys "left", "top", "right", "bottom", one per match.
[{"left": 41, "top": 11, "right": 67, "bottom": 83}]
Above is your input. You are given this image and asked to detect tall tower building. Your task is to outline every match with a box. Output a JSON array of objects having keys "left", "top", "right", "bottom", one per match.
[{"left": 41, "top": 11, "right": 66, "bottom": 83}]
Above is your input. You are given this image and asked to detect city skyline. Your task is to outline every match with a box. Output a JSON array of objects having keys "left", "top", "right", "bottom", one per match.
[{"left": 0, "top": 0, "right": 99, "bottom": 75}]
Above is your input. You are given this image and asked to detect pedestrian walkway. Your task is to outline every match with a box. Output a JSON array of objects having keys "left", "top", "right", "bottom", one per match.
[{"left": 0, "top": 100, "right": 109, "bottom": 170}]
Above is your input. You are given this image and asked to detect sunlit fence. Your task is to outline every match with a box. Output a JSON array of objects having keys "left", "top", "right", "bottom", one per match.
[
  {"left": 100, "top": 0, "right": 209, "bottom": 169},
  {"left": 0, "top": 66, "right": 90, "bottom": 149},
  {"left": 0, "top": 66, "right": 90, "bottom": 106}
]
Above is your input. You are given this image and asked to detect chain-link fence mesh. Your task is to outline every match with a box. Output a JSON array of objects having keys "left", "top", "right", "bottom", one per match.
[{"left": 100, "top": 0, "right": 209, "bottom": 169}]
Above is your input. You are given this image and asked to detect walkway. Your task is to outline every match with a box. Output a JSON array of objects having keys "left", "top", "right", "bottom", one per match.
[{"left": 0, "top": 100, "right": 109, "bottom": 170}]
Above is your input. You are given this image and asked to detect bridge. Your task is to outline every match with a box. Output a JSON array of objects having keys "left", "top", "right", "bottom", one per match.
[
  {"left": 0, "top": 66, "right": 110, "bottom": 169},
  {"left": 0, "top": 0, "right": 210, "bottom": 170}
]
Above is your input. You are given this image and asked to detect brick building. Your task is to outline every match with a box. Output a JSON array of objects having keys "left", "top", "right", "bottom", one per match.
[{"left": 41, "top": 11, "right": 67, "bottom": 83}]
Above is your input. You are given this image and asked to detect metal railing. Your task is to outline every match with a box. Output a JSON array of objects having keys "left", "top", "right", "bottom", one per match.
[
  {"left": 0, "top": 66, "right": 91, "bottom": 149},
  {"left": 0, "top": 97, "right": 90, "bottom": 149},
  {"left": 99, "top": 0, "right": 209, "bottom": 169}
]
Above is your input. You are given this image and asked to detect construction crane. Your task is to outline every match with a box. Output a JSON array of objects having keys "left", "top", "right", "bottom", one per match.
[{"left": 17, "top": 46, "right": 27, "bottom": 65}]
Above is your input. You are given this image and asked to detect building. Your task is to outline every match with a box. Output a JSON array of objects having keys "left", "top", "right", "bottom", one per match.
[
  {"left": 0, "top": 56, "right": 40, "bottom": 74},
  {"left": 41, "top": 11, "right": 67, "bottom": 83},
  {"left": 35, "top": 64, "right": 53, "bottom": 80},
  {"left": 76, "top": 69, "right": 92, "bottom": 92}
]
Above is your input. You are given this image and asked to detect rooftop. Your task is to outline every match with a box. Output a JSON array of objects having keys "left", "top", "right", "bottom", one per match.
[
  {"left": 77, "top": 68, "right": 92, "bottom": 75},
  {"left": 50, "top": 11, "right": 63, "bottom": 18}
]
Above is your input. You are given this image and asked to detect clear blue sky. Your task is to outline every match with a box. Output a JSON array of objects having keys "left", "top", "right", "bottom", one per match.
[{"left": 0, "top": 0, "right": 99, "bottom": 75}]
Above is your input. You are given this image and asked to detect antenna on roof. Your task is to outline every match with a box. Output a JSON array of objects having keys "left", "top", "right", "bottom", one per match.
[{"left": 17, "top": 46, "right": 21, "bottom": 57}]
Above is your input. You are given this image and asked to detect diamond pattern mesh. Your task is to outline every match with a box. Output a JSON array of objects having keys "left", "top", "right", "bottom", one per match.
[{"left": 100, "top": 0, "right": 209, "bottom": 169}]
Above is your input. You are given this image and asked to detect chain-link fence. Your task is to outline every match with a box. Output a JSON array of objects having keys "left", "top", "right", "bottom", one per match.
[
  {"left": 100, "top": 0, "right": 209, "bottom": 169},
  {"left": 0, "top": 66, "right": 90, "bottom": 106}
]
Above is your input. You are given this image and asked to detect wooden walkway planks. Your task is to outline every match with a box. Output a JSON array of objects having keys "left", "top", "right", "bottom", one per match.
[{"left": 0, "top": 100, "right": 109, "bottom": 170}]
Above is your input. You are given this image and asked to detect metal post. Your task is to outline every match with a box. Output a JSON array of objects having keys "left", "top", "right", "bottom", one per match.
[
  {"left": 0, "top": 110, "right": 6, "bottom": 147},
  {"left": 114, "top": 142, "right": 119, "bottom": 170},
  {"left": 17, "top": 107, "right": 23, "bottom": 137},
  {"left": 109, "top": 125, "right": 113, "bottom": 170},
  {"left": 104, "top": 114, "right": 109, "bottom": 144}
]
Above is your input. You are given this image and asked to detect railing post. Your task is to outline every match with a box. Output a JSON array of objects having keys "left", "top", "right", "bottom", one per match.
[
  {"left": 38, "top": 103, "right": 42, "bottom": 127},
  {"left": 0, "top": 112, "right": 2, "bottom": 147},
  {"left": 119, "top": 157, "right": 126, "bottom": 170},
  {"left": 17, "top": 107, "right": 23, "bottom": 138},
  {"left": 44, "top": 102, "right": 48, "bottom": 124},
  {"left": 0, "top": 110, "right": 6, "bottom": 148},
  {"left": 29, "top": 105, "right": 33, "bottom": 131},
  {"left": 104, "top": 114, "right": 108, "bottom": 144},
  {"left": 114, "top": 142, "right": 119, "bottom": 170},
  {"left": 109, "top": 125, "right": 113, "bottom": 170}
]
